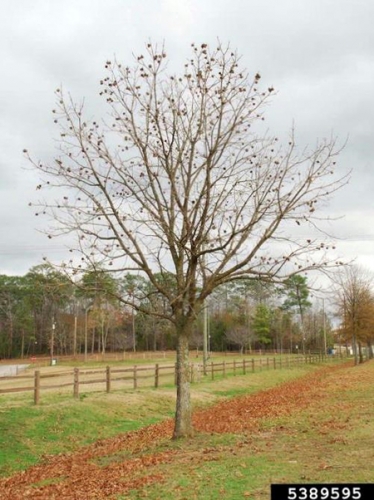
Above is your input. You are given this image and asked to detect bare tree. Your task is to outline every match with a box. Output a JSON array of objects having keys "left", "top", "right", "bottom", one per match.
[
  {"left": 27, "top": 42, "right": 347, "bottom": 438},
  {"left": 225, "top": 325, "right": 255, "bottom": 354},
  {"left": 334, "top": 266, "right": 374, "bottom": 364}
]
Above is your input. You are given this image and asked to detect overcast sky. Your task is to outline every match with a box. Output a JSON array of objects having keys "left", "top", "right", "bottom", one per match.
[{"left": 1, "top": 0, "right": 373, "bottom": 282}]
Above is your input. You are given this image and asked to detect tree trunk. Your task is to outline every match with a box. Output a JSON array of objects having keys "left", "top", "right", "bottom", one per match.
[
  {"left": 173, "top": 328, "right": 193, "bottom": 439},
  {"left": 8, "top": 307, "right": 14, "bottom": 358},
  {"left": 21, "top": 329, "right": 25, "bottom": 359},
  {"left": 358, "top": 341, "right": 364, "bottom": 364},
  {"left": 101, "top": 319, "right": 106, "bottom": 354},
  {"left": 368, "top": 341, "right": 373, "bottom": 360},
  {"left": 132, "top": 305, "right": 136, "bottom": 352},
  {"left": 299, "top": 308, "right": 305, "bottom": 356},
  {"left": 153, "top": 322, "right": 157, "bottom": 351},
  {"left": 352, "top": 329, "right": 358, "bottom": 365},
  {"left": 91, "top": 327, "right": 95, "bottom": 354}
]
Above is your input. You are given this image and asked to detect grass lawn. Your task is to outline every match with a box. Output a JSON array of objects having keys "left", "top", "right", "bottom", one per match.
[
  {"left": 0, "top": 360, "right": 333, "bottom": 477},
  {"left": 2, "top": 357, "right": 371, "bottom": 500},
  {"left": 120, "top": 361, "right": 374, "bottom": 499},
  {"left": 0, "top": 391, "right": 174, "bottom": 477}
]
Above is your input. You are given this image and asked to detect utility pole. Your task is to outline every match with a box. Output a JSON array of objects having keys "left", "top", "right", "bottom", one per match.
[
  {"left": 203, "top": 301, "right": 208, "bottom": 375},
  {"left": 202, "top": 245, "right": 208, "bottom": 375},
  {"left": 73, "top": 314, "right": 77, "bottom": 359},
  {"left": 84, "top": 305, "right": 92, "bottom": 363},
  {"left": 322, "top": 298, "right": 327, "bottom": 356},
  {"left": 132, "top": 294, "right": 136, "bottom": 352},
  {"left": 50, "top": 318, "right": 55, "bottom": 365}
]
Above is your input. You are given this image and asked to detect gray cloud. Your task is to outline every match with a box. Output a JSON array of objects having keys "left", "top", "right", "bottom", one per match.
[{"left": 1, "top": 0, "right": 373, "bottom": 277}]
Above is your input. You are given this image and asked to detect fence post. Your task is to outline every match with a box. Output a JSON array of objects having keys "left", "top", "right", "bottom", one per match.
[
  {"left": 233, "top": 360, "right": 236, "bottom": 376},
  {"left": 280, "top": 357, "right": 282, "bottom": 369},
  {"left": 252, "top": 358, "right": 255, "bottom": 372},
  {"left": 196, "top": 363, "right": 201, "bottom": 383},
  {"left": 74, "top": 367, "right": 79, "bottom": 398},
  {"left": 133, "top": 365, "right": 138, "bottom": 389},
  {"left": 211, "top": 361, "right": 214, "bottom": 380},
  {"left": 273, "top": 357, "right": 276, "bottom": 370},
  {"left": 34, "top": 370, "right": 40, "bottom": 405},
  {"left": 106, "top": 366, "right": 111, "bottom": 393},
  {"left": 223, "top": 361, "right": 226, "bottom": 378},
  {"left": 243, "top": 359, "right": 246, "bottom": 375},
  {"left": 155, "top": 363, "right": 159, "bottom": 388}
]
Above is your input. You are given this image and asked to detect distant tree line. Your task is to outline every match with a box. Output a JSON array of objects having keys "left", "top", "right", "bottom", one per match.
[{"left": 0, "top": 264, "right": 334, "bottom": 359}]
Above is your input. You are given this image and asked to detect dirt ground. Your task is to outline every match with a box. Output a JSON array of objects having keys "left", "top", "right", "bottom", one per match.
[{"left": 0, "top": 361, "right": 365, "bottom": 499}]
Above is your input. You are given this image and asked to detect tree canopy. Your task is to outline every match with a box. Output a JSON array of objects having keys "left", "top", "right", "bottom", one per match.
[{"left": 27, "top": 42, "right": 347, "bottom": 438}]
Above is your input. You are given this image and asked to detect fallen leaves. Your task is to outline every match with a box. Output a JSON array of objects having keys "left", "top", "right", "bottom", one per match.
[{"left": 0, "top": 362, "right": 355, "bottom": 499}]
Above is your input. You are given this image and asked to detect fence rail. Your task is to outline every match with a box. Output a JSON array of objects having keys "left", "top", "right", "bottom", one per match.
[{"left": 0, "top": 355, "right": 331, "bottom": 405}]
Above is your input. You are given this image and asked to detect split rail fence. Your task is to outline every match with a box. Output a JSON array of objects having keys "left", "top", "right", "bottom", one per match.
[{"left": 0, "top": 355, "right": 329, "bottom": 405}]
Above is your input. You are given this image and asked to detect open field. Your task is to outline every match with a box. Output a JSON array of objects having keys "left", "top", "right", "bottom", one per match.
[{"left": 0, "top": 353, "right": 335, "bottom": 405}]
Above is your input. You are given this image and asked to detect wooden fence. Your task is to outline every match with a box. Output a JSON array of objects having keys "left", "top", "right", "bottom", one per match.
[{"left": 0, "top": 355, "right": 329, "bottom": 405}]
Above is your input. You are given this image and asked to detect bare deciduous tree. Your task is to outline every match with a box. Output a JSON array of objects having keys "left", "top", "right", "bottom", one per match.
[
  {"left": 334, "top": 266, "right": 374, "bottom": 364},
  {"left": 225, "top": 325, "right": 255, "bottom": 354},
  {"left": 27, "top": 42, "right": 347, "bottom": 438}
]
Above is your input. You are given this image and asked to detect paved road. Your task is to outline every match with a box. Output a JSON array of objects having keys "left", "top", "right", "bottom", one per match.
[{"left": 0, "top": 364, "right": 29, "bottom": 377}]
